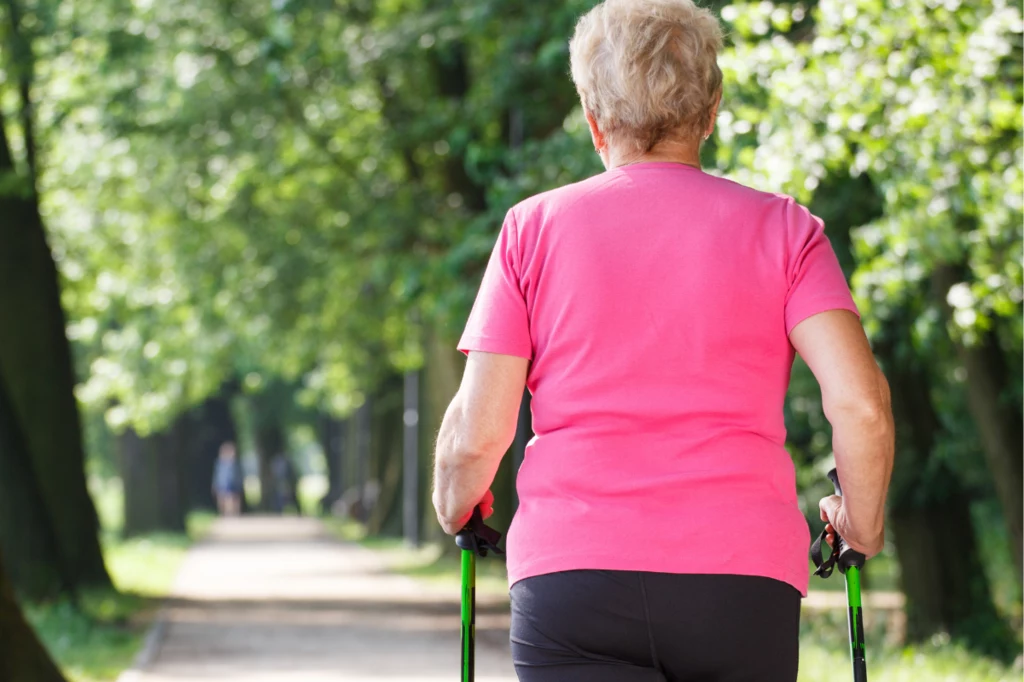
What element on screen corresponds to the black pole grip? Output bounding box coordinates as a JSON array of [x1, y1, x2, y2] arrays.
[[826, 468, 867, 571], [455, 507, 483, 551], [455, 506, 505, 557]]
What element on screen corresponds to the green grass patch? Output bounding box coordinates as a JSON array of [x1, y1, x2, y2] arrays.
[[799, 635, 1019, 681], [25, 590, 155, 682], [103, 512, 212, 597], [30, 479, 212, 682]]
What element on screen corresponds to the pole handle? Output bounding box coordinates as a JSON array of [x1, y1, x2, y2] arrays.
[[826, 468, 867, 571], [455, 506, 505, 557], [455, 507, 483, 551]]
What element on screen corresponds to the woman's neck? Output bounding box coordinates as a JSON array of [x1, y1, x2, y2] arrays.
[[604, 138, 703, 170]]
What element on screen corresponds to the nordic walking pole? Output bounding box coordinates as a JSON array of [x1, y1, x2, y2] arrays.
[[455, 506, 504, 682], [811, 468, 868, 682]]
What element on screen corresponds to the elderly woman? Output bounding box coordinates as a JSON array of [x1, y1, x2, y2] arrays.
[[432, 0, 894, 679]]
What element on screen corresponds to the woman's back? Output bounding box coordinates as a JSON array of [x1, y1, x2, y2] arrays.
[[437, 3, 893, 678], [460, 161, 858, 592]]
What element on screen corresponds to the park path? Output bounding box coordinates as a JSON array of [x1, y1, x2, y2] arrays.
[[126, 516, 517, 682]]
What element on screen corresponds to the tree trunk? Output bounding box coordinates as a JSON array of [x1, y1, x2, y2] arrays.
[[368, 375, 404, 536], [0, 551, 66, 682], [883, 321, 1008, 651], [890, 470, 1005, 649], [402, 371, 421, 546], [934, 264, 1024, 580], [120, 429, 161, 537], [253, 417, 285, 512], [350, 400, 373, 522], [954, 337, 1022, 574], [120, 422, 186, 536], [154, 424, 186, 533], [0, 377, 65, 599], [319, 416, 348, 515], [181, 392, 238, 513], [0, 108, 110, 589]]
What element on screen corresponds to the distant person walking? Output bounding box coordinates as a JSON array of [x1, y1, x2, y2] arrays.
[[432, 1, 895, 680], [212, 442, 243, 516]]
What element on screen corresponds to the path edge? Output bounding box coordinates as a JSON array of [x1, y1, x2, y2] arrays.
[[115, 606, 168, 682]]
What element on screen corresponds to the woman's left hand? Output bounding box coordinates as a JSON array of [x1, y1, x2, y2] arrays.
[[440, 489, 495, 535]]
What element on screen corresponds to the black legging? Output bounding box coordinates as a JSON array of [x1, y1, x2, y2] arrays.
[[510, 570, 801, 681]]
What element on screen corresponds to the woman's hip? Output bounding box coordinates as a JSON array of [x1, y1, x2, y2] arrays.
[[510, 570, 800, 682]]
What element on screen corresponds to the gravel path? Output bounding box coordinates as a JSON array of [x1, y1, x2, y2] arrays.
[[126, 516, 516, 681]]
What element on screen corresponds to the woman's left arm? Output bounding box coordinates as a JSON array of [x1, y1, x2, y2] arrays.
[[432, 351, 529, 535]]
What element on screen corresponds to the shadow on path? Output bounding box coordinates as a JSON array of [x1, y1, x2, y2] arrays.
[[129, 516, 516, 682]]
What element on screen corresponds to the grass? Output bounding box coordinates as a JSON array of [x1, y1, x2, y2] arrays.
[[24, 478, 212, 682], [799, 636, 1020, 682], [25, 590, 155, 682]]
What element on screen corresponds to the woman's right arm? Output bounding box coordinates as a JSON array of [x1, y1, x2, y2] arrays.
[[789, 309, 895, 557]]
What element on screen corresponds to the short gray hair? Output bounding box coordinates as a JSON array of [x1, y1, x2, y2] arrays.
[[570, 0, 724, 152]]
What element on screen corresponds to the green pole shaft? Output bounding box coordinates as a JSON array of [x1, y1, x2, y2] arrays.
[[461, 548, 476, 682], [845, 566, 867, 682]]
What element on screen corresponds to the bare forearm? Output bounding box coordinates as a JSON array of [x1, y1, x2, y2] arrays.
[[432, 395, 504, 534], [827, 371, 895, 551]]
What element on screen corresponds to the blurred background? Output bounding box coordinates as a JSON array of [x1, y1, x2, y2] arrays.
[[0, 0, 1021, 680]]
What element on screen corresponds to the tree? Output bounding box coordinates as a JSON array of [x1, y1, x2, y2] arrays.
[[0, 376, 65, 599], [0, 550, 67, 682], [715, 0, 1022, 646], [0, 0, 110, 591]]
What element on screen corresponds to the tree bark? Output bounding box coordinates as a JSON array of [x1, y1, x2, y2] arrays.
[[181, 392, 238, 513], [0, 550, 66, 682], [0, 101, 109, 590], [933, 264, 1023, 579], [154, 424, 186, 532], [883, 321, 1008, 651], [350, 400, 373, 522], [120, 429, 160, 537], [890, 471, 1004, 648], [318, 416, 339, 513], [319, 416, 348, 514], [0, 376, 65, 599], [253, 416, 285, 512], [368, 375, 404, 536], [120, 424, 186, 537]]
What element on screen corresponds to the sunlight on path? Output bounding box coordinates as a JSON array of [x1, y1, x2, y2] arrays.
[[129, 516, 516, 681]]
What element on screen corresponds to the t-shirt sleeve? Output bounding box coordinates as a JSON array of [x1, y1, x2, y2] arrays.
[[784, 199, 860, 335], [457, 209, 533, 359]]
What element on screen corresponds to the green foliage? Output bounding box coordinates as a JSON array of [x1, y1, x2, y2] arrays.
[[24, 590, 152, 682], [6, 0, 1021, 658], [716, 0, 1023, 341]]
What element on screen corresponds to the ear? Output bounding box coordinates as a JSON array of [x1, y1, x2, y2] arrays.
[[585, 110, 606, 151], [705, 91, 722, 139]]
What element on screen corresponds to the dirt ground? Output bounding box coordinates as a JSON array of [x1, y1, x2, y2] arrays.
[[124, 516, 517, 682]]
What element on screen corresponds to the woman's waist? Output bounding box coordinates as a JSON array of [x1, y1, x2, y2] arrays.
[[518, 437, 798, 502], [506, 496, 811, 592]]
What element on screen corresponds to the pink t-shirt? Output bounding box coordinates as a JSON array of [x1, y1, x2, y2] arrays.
[[458, 162, 858, 596]]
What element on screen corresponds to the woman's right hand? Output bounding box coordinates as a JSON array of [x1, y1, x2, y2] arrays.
[[819, 495, 884, 559]]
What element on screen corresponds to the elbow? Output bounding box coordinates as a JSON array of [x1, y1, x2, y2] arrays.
[[825, 370, 894, 434], [437, 432, 506, 472]]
